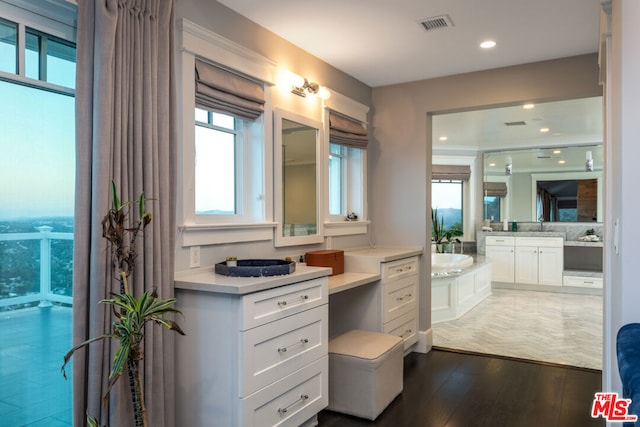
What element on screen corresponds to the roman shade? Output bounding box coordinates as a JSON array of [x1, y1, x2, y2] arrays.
[[329, 111, 368, 149], [195, 58, 265, 120], [432, 165, 471, 181], [484, 182, 508, 197]]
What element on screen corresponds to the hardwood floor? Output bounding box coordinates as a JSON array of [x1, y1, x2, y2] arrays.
[[318, 348, 604, 427]]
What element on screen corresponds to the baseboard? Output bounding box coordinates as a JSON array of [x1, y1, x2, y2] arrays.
[[415, 328, 432, 354]]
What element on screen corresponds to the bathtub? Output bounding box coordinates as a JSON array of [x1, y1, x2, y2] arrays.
[[431, 253, 474, 276], [431, 256, 492, 324]]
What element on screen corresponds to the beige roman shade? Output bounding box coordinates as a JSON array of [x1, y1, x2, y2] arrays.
[[432, 165, 471, 181], [329, 111, 368, 149], [195, 58, 265, 120], [484, 182, 508, 197]]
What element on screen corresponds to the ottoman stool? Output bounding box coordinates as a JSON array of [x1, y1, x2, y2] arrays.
[[327, 330, 403, 420]]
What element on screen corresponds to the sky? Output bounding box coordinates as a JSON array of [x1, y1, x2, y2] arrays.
[[0, 80, 75, 219]]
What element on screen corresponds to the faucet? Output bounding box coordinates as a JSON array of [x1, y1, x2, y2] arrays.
[[538, 215, 544, 231], [455, 238, 463, 254]]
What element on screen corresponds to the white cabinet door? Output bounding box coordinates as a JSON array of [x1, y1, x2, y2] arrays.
[[515, 246, 538, 284], [486, 245, 514, 283], [538, 246, 563, 286]]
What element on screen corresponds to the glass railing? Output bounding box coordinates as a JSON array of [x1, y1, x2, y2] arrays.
[[0, 226, 73, 309]]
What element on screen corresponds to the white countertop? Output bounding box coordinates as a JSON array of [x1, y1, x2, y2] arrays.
[[328, 271, 380, 295], [344, 246, 423, 262], [174, 265, 331, 295]]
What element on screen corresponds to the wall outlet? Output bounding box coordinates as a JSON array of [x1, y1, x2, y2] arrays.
[[190, 246, 201, 268]]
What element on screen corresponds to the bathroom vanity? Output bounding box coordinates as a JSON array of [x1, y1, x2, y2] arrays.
[[173, 265, 331, 427], [327, 247, 423, 351], [480, 230, 603, 292]]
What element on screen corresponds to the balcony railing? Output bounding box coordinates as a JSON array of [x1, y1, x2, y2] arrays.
[[0, 226, 73, 308]]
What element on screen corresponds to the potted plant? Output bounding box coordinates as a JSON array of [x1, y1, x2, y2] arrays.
[[62, 181, 185, 427], [431, 207, 463, 253]]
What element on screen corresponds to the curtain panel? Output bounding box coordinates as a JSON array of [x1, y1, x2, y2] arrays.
[[329, 111, 368, 149], [432, 165, 471, 181], [195, 58, 265, 120], [74, 1, 177, 426]]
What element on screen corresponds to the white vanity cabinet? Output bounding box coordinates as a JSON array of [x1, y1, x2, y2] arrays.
[[514, 237, 564, 286], [380, 256, 419, 350], [342, 248, 422, 351], [485, 236, 515, 283], [174, 267, 330, 427]]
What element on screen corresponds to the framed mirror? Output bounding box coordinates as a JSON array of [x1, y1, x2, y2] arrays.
[[274, 109, 324, 247], [483, 145, 603, 223]]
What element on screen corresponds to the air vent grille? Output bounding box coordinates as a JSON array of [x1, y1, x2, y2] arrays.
[[419, 15, 454, 32], [504, 121, 527, 126]]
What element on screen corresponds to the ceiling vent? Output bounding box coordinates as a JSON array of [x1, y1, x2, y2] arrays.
[[504, 121, 527, 126], [418, 15, 454, 32]]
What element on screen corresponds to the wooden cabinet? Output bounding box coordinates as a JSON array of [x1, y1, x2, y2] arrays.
[[174, 273, 329, 427], [515, 237, 564, 286], [485, 236, 515, 283]]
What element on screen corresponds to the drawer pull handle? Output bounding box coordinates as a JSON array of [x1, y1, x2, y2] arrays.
[[584, 281, 594, 284], [277, 295, 309, 307], [396, 293, 413, 302], [396, 268, 403, 272], [277, 338, 309, 353], [401, 329, 413, 338], [278, 394, 309, 414]]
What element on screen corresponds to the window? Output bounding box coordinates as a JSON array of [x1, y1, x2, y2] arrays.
[[0, 5, 76, 426], [328, 143, 365, 220], [195, 108, 239, 215], [484, 196, 501, 221], [432, 180, 463, 231], [25, 28, 76, 87]]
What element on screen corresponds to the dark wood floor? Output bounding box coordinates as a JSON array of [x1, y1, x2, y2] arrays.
[[318, 348, 604, 427]]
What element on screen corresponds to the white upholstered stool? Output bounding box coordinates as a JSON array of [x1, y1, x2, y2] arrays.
[[327, 330, 403, 420]]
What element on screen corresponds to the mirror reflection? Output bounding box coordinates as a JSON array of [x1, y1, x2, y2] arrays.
[[483, 145, 603, 223], [282, 118, 318, 237]]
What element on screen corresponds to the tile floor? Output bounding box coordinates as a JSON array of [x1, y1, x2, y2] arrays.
[[0, 306, 72, 426], [432, 288, 603, 370]]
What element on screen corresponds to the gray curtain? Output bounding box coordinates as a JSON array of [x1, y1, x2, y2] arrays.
[[73, 1, 177, 426]]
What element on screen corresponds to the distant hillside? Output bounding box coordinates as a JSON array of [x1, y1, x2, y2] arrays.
[[432, 208, 462, 230]]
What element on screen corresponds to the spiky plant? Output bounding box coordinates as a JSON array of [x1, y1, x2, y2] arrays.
[[62, 181, 185, 427]]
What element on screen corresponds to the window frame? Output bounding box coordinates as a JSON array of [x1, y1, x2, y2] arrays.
[[431, 155, 477, 240], [0, 3, 75, 96], [322, 100, 370, 237], [177, 19, 277, 247]]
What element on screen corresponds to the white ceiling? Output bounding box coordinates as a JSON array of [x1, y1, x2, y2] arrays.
[[218, 0, 604, 151], [218, 0, 602, 87], [432, 97, 603, 151]]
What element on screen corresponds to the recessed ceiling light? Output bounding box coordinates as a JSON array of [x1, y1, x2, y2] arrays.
[[480, 40, 496, 49], [489, 163, 496, 167], [540, 127, 550, 133], [439, 136, 448, 141], [523, 103, 535, 109], [558, 160, 566, 164], [553, 149, 561, 154]]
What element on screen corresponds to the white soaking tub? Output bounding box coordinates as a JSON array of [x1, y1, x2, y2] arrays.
[[431, 253, 474, 276]]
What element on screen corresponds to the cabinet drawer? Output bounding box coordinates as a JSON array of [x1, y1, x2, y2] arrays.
[[382, 256, 419, 281], [241, 277, 328, 330], [241, 305, 327, 396], [383, 275, 417, 323], [515, 237, 563, 248], [485, 236, 515, 246], [240, 356, 328, 427], [563, 275, 603, 288], [384, 311, 417, 350]]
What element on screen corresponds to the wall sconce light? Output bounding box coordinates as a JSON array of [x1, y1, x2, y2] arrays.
[[586, 150, 594, 171], [505, 157, 513, 176], [288, 72, 330, 99]]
